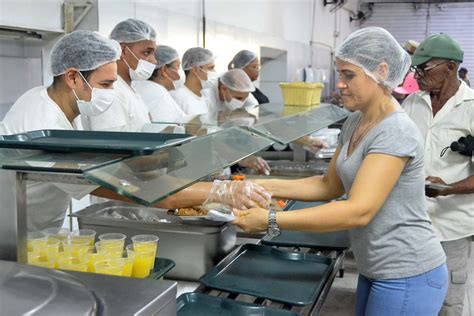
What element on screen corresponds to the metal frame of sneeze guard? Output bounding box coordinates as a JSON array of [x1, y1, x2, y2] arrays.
[[83, 127, 274, 206], [248, 104, 350, 144]]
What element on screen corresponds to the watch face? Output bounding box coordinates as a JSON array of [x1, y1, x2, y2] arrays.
[[268, 227, 281, 237]]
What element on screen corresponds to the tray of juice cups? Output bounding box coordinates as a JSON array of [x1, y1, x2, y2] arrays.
[[26, 231, 173, 279]]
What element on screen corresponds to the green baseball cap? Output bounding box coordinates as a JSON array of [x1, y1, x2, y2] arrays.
[[411, 33, 463, 66]]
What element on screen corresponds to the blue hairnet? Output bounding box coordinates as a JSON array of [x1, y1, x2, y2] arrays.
[[155, 45, 180, 68], [228, 50, 257, 70], [182, 47, 214, 71], [219, 69, 255, 92], [50, 30, 121, 76], [110, 19, 156, 43], [336, 27, 410, 89]]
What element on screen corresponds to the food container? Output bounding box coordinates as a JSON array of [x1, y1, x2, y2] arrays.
[[70, 201, 236, 280]]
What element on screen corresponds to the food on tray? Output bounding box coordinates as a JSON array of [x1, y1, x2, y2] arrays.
[[176, 207, 208, 216]]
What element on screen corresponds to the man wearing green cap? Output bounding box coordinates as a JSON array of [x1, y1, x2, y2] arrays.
[[403, 33, 474, 316]]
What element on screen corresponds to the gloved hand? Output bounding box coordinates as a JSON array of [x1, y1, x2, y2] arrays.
[[238, 156, 271, 175], [296, 136, 329, 154], [204, 180, 272, 210]]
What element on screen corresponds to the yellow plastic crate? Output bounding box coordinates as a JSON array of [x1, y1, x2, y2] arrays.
[[279, 82, 325, 107]]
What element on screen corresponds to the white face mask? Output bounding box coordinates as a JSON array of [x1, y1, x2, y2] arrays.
[[224, 92, 246, 111], [198, 67, 217, 90], [172, 79, 184, 90], [165, 67, 184, 90], [73, 72, 116, 117], [124, 46, 156, 81]]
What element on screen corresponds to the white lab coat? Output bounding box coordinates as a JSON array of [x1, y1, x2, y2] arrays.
[[1, 86, 97, 231], [82, 76, 151, 132], [171, 86, 209, 116], [132, 80, 188, 123]]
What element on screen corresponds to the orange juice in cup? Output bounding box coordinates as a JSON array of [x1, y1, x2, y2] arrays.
[[64, 238, 90, 257], [126, 245, 154, 278], [94, 259, 124, 276], [57, 257, 87, 272], [131, 235, 158, 269], [27, 232, 47, 253]]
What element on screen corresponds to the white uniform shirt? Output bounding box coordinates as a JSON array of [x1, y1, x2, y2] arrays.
[[171, 86, 209, 116], [82, 76, 151, 132], [403, 81, 474, 241], [132, 80, 187, 123], [203, 84, 223, 113], [1, 86, 97, 231]]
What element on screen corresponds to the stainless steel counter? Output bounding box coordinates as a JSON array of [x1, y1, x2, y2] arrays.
[[0, 260, 177, 315]]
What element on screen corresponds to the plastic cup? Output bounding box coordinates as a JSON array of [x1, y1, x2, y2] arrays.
[[83, 247, 106, 273], [27, 252, 40, 264], [70, 229, 96, 246], [111, 251, 134, 277], [57, 257, 87, 272], [27, 231, 47, 252], [42, 227, 70, 242], [122, 255, 134, 277], [131, 234, 158, 268], [95, 241, 123, 256], [98, 233, 126, 249], [126, 244, 154, 278], [33, 238, 61, 262], [64, 238, 90, 257], [27, 253, 56, 269], [94, 259, 124, 276]]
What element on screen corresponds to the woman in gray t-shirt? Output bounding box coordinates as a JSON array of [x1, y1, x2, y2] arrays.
[[232, 27, 447, 316]]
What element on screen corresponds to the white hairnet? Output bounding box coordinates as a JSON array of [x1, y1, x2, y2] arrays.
[[182, 47, 214, 71], [155, 45, 180, 69], [335, 27, 410, 89], [228, 50, 257, 70], [50, 30, 121, 76], [219, 69, 255, 92], [110, 19, 156, 43]]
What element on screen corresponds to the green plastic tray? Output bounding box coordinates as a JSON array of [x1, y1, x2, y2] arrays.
[[177, 293, 298, 316], [0, 130, 195, 155], [148, 257, 175, 280], [200, 244, 334, 306]]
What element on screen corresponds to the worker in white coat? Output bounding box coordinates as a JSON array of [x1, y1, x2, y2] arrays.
[[82, 19, 157, 132], [0, 31, 121, 230], [172, 47, 217, 116], [133, 45, 188, 124], [0, 31, 270, 230]]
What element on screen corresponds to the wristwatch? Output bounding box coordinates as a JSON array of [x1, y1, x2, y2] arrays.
[[267, 210, 281, 237]]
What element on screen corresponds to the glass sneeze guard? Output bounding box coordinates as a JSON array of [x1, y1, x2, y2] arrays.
[[84, 127, 274, 206], [249, 104, 350, 144]]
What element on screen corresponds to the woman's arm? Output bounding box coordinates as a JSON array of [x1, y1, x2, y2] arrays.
[[253, 146, 345, 202], [233, 153, 409, 233], [91, 182, 213, 208]]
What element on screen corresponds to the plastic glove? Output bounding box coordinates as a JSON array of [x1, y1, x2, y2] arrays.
[[204, 180, 272, 210], [238, 156, 271, 175], [296, 136, 329, 154]]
